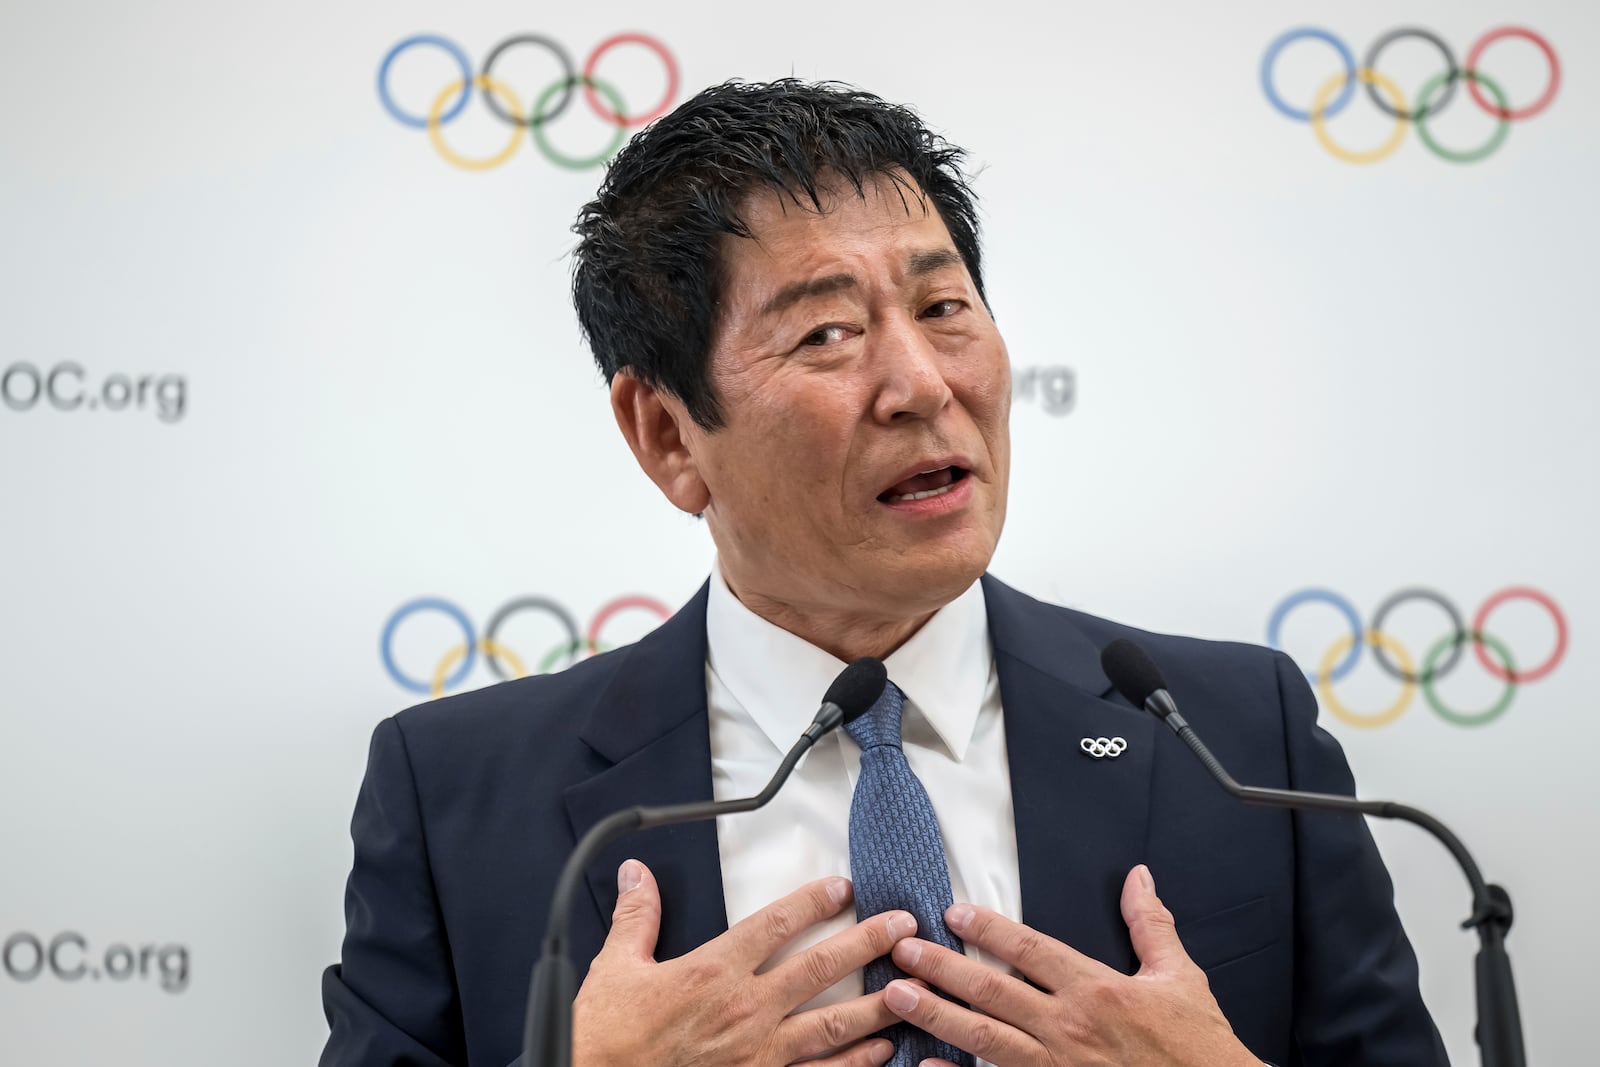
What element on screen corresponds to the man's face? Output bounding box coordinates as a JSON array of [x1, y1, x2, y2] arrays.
[[676, 172, 1011, 635]]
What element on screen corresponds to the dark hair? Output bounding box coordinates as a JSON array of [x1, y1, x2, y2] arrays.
[[571, 78, 986, 429]]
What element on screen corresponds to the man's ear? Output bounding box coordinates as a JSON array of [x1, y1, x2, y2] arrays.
[[610, 372, 712, 515]]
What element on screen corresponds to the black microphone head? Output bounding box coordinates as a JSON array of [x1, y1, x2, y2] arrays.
[[1101, 639, 1168, 710], [826, 657, 888, 724]]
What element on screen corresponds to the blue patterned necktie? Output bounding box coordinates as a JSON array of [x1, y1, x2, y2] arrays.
[[844, 682, 975, 1067]]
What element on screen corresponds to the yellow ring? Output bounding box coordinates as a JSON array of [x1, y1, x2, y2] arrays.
[[1310, 68, 1410, 165], [430, 638, 528, 698], [427, 75, 524, 172], [1317, 629, 1415, 728]]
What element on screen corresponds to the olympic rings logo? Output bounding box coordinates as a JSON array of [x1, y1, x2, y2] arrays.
[[380, 594, 674, 697], [376, 32, 679, 171], [1266, 587, 1568, 729], [1261, 26, 1560, 164], [1080, 737, 1127, 760]]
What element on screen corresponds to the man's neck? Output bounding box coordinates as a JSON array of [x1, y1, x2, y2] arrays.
[[721, 576, 940, 663]]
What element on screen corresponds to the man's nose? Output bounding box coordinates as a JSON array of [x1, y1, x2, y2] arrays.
[[869, 317, 953, 423]]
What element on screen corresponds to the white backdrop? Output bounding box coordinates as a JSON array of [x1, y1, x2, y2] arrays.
[[2, 1, 1594, 1062]]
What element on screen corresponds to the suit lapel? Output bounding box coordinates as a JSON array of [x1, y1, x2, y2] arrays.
[[982, 575, 1156, 976], [562, 582, 729, 962]]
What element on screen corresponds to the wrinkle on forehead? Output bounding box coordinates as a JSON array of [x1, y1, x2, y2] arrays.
[[757, 246, 964, 319], [729, 171, 947, 289]]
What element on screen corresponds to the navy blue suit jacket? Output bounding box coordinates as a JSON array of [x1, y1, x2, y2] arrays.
[[321, 575, 1448, 1066]]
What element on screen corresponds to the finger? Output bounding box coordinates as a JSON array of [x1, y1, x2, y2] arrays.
[[890, 937, 1050, 1024], [882, 978, 1034, 1065], [944, 903, 1101, 992], [777, 992, 900, 1062], [768, 909, 918, 1005], [724, 876, 855, 969], [598, 859, 660, 965], [789, 1036, 894, 1067], [1120, 864, 1191, 976]]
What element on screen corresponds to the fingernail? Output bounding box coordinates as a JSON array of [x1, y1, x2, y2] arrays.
[[896, 938, 923, 966], [945, 903, 974, 932], [884, 980, 920, 1012], [827, 877, 852, 907], [887, 912, 918, 940], [870, 1038, 895, 1065], [617, 859, 642, 894], [1139, 864, 1155, 893]]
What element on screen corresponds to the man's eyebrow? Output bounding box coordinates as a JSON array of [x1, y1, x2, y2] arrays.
[[761, 273, 857, 317], [759, 250, 964, 318], [907, 248, 964, 276]]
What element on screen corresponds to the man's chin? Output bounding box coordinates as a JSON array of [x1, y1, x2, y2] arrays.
[[873, 543, 994, 607]]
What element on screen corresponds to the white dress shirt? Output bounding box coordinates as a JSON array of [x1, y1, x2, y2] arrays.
[[705, 566, 1022, 1041]]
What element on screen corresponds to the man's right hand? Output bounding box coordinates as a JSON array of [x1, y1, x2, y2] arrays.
[[572, 859, 916, 1067]]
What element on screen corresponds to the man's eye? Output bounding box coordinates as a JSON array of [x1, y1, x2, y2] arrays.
[[921, 299, 964, 319], [801, 325, 848, 346]]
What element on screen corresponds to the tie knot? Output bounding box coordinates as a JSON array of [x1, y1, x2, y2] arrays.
[[844, 681, 906, 751]]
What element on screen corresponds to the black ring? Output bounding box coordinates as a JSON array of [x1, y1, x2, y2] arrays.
[[479, 34, 577, 128], [484, 596, 581, 679], [1369, 587, 1467, 684], [1363, 27, 1459, 121]]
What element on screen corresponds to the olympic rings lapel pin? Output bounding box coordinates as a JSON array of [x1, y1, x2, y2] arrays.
[[1080, 736, 1129, 759]]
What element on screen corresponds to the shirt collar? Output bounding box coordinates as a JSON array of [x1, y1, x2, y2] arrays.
[[705, 565, 992, 761]]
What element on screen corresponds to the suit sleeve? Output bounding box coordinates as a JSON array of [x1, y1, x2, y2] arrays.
[[321, 717, 516, 1066], [1275, 651, 1451, 1067]]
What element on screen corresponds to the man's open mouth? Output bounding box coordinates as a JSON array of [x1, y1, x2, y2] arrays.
[[878, 466, 969, 504]]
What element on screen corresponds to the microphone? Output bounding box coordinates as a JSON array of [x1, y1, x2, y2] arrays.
[[522, 656, 889, 1067], [1099, 638, 1525, 1067]]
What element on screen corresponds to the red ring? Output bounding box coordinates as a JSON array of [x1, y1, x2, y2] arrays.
[[1464, 27, 1561, 120], [1471, 587, 1567, 683], [582, 33, 679, 128], [586, 594, 674, 651]]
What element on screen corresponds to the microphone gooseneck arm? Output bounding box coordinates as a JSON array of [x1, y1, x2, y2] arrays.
[[1103, 638, 1524, 1067], [540, 717, 839, 960], [524, 738, 820, 1067], [1148, 699, 1521, 1067], [523, 657, 888, 1067], [1148, 692, 1492, 896]]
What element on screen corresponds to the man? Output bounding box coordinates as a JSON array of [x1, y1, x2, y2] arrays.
[[322, 80, 1448, 1067]]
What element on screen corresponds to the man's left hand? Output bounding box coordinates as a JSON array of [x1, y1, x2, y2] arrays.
[[882, 864, 1260, 1067]]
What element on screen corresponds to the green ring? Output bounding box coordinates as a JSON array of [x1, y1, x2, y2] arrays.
[[536, 638, 615, 674], [1420, 631, 1517, 727], [531, 76, 628, 171], [1414, 70, 1511, 164]]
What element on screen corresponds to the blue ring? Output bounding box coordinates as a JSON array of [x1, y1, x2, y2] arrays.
[[1261, 27, 1357, 123], [378, 34, 473, 130], [1267, 589, 1363, 685], [381, 597, 477, 694]]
